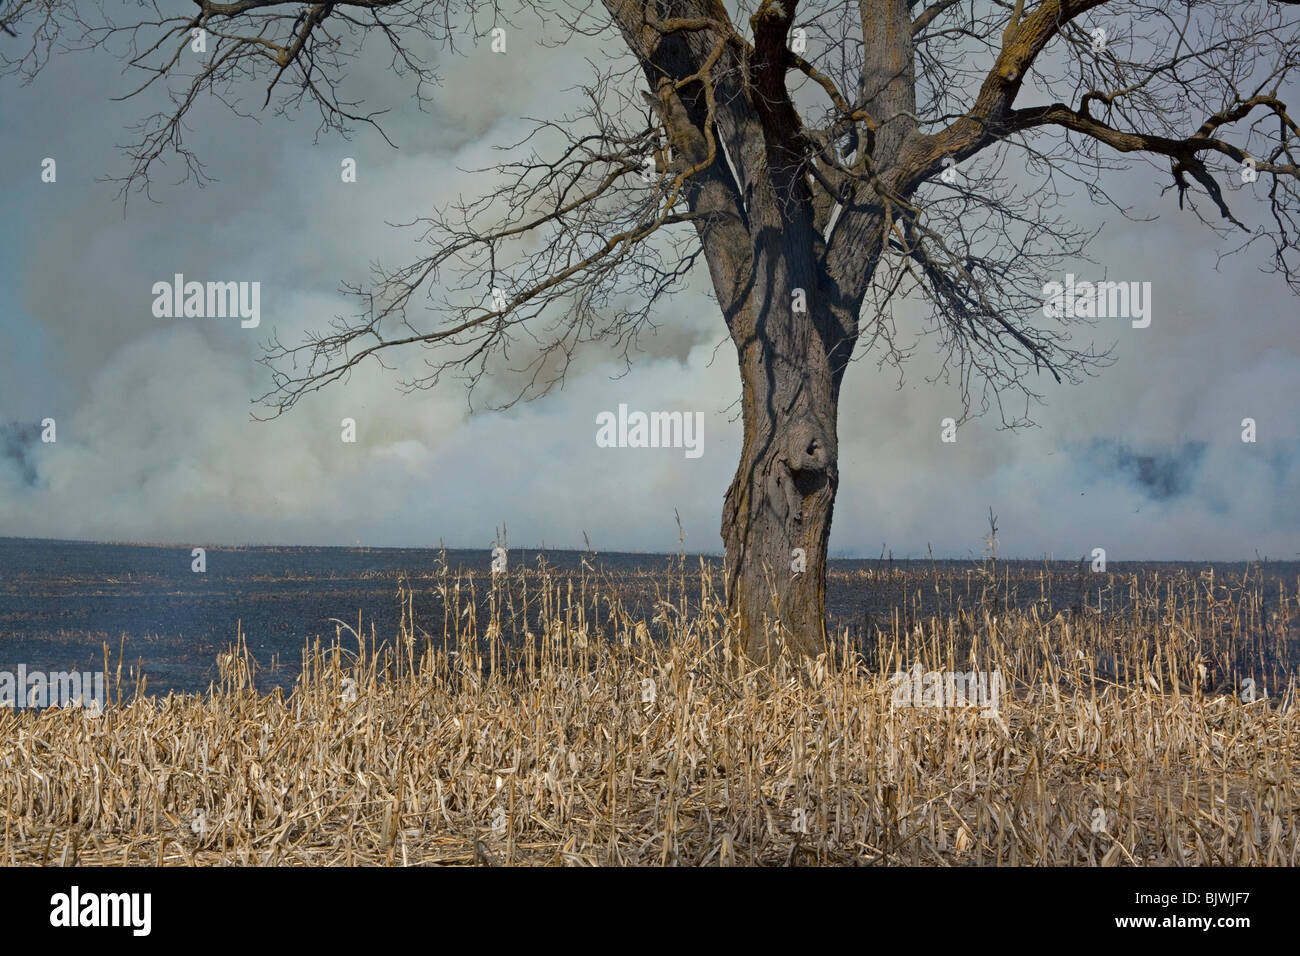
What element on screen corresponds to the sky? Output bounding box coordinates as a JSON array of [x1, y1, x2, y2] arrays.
[[0, 7, 1296, 561]]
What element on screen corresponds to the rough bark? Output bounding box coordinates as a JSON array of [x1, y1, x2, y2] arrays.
[[609, 0, 871, 660], [723, 290, 842, 662]]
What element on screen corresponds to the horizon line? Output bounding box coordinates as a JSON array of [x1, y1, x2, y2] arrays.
[[0, 535, 1288, 564]]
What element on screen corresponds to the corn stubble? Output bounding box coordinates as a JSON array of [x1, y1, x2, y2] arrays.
[[2, 559, 1297, 866]]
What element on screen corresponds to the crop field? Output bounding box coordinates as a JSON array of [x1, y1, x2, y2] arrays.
[[2, 555, 1297, 866]]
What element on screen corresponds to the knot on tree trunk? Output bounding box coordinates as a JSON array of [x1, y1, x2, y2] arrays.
[[769, 418, 838, 526]]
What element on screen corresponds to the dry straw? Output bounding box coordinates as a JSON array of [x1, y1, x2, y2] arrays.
[[2, 557, 1296, 865]]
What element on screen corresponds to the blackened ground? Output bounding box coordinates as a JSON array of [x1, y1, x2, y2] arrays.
[[0, 537, 1295, 696]]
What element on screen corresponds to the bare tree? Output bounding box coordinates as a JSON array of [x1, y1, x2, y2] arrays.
[[5, 0, 1299, 661]]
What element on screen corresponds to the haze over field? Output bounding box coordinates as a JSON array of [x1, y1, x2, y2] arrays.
[[0, 17, 1296, 559]]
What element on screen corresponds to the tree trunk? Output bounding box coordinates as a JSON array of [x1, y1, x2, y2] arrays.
[[649, 0, 865, 664], [723, 283, 843, 663]]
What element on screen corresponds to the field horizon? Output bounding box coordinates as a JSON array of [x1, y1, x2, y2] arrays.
[[4, 535, 1298, 698], [3, 534, 1290, 564]]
